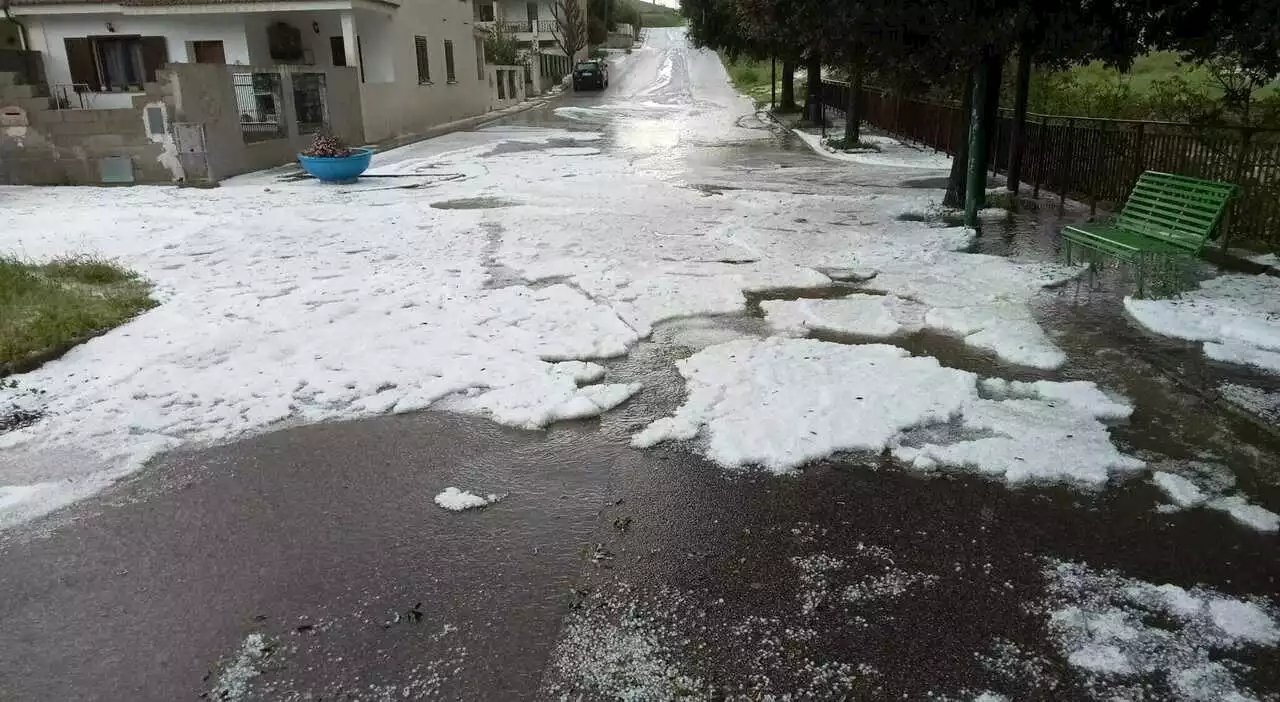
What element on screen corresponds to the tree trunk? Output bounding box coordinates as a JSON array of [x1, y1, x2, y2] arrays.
[[844, 50, 864, 145], [780, 60, 797, 111], [944, 70, 975, 208], [806, 52, 822, 124], [966, 58, 991, 226], [1006, 47, 1032, 192], [979, 50, 1003, 201]]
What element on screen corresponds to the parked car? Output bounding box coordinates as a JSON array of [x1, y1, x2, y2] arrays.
[[573, 60, 609, 90]]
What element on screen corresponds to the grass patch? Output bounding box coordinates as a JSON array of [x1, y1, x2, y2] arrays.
[[983, 190, 1017, 211], [0, 256, 156, 375], [824, 136, 881, 152], [717, 52, 799, 110]]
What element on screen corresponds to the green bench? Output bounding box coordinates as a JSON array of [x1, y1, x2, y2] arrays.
[[1062, 171, 1237, 297]]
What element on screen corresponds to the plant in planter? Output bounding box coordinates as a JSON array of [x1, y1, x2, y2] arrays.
[[301, 133, 352, 158], [297, 133, 373, 183]]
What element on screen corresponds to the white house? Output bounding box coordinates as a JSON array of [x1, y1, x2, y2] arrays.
[[474, 0, 586, 58], [9, 0, 495, 141]]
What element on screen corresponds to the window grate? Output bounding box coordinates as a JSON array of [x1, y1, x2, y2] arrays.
[[414, 35, 431, 84]]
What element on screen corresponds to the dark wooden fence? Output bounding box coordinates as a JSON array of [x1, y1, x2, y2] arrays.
[[820, 80, 1280, 249]]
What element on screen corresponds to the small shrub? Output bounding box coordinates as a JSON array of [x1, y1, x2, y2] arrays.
[[484, 30, 521, 66], [733, 65, 761, 86], [302, 134, 351, 158]]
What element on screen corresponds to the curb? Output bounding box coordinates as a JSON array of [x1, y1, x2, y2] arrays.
[[369, 91, 567, 154], [239, 88, 571, 183]]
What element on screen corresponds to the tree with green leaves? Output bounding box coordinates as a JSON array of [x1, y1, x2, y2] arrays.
[[683, 0, 800, 111]]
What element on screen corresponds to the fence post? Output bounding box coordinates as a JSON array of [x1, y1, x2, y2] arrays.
[[1133, 122, 1146, 182], [1033, 118, 1047, 197], [1089, 121, 1101, 217]]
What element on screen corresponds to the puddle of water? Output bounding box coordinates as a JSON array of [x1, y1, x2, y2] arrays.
[[742, 285, 859, 315], [430, 197, 519, 210]]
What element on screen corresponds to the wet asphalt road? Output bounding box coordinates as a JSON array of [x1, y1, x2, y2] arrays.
[[3, 29, 1280, 702]]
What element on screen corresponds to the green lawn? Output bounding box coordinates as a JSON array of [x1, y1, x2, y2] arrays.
[[0, 256, 156, 376], [717, 53, 801, 109]]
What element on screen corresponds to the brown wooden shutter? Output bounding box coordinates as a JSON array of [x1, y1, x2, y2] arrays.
[[139, 36, 169, 82], [64, 37, 100, 91]]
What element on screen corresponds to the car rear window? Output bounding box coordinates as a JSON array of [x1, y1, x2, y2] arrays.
[[576, 62, 598, 70]]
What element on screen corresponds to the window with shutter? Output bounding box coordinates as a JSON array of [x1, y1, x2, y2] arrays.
[[139, 36, 169, 82], [414, 35, 430, 84], [330, 37, 346, 67], [64, 37, 101, 91], [92, 36, 145, 90], [67, 35, 168, 92], [444, 40, 456, 83]]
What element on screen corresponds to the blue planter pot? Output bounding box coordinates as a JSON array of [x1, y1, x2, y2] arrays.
[[297, 147, 374, 184]]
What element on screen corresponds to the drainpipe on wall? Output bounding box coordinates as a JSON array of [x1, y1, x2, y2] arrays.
[[2, 0, 31, 51]]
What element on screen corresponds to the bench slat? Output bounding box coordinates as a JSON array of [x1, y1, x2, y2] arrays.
[[1125, 190, 1226, 217], [1111, 171, 1234, 251]]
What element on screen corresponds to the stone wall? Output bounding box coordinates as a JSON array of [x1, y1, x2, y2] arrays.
[[0, 71, 181, 185], [0, 61, 363, 185]]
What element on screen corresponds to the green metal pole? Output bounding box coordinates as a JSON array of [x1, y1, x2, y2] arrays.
[[964, 59, 989, 228], [771, 56, 777, 111]]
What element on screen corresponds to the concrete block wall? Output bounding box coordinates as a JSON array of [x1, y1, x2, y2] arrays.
[[164, 63, 364, 181], [488, 65, 527, 110], [0, 70, 181, 185]]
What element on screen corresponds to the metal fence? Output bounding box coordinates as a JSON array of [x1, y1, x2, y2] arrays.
[[539, 53, 572, 92], [820, 80, 1280, 249], [234, 72, 286, 143], [501, 21, 531, 33], [50, 83, 95, 110]]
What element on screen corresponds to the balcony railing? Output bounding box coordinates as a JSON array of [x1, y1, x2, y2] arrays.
[[536, 20, 557, 33], [499, 20, 531, 33]]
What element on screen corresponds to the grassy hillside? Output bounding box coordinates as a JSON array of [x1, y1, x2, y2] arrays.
[[1028, 51, 1280, 121], [632, 0, 684, 27], [1067, 52, 1215, 94]]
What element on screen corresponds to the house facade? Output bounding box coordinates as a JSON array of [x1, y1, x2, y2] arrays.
[[474, 0, 587, 58], [473, 0, 586, 93], [10, 0, 494, 142]]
